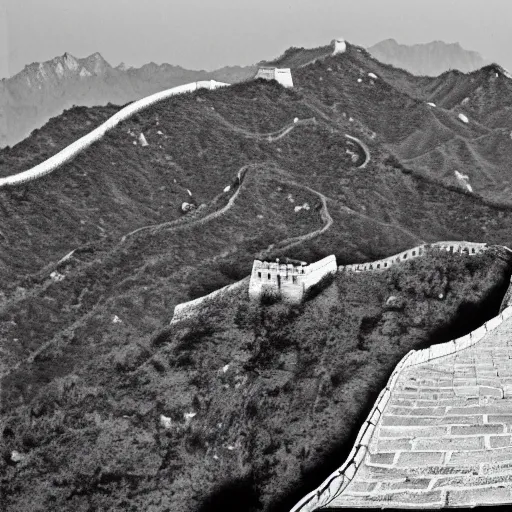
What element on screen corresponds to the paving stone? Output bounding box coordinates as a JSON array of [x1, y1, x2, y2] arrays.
[[376, 438, 413, 452], [488, 415, 512, 425], [449, 447, 512, 465], [381, 415, 438, 427], [379, 426, 448, 438], [438, 415, 484, 425], [379, 478, 432, 491], [490, 435, 512, 448], [396, 451, 444, 467], [450, 424, 504, 435], [367, 452, 395, 465], [446, 486, 512, 506], [413, 435, 485, 451], [319, 318, 512, 509]]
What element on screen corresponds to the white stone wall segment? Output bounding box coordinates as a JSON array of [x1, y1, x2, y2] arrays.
[[0, 80, 229, 188]]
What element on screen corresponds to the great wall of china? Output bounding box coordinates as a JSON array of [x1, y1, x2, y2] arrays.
[[0, 80, 229, 187], [167, 241, 512, 509], [0, 39, 350, 189], [290, 304, 512, 511], [170, 241, 491, 324]]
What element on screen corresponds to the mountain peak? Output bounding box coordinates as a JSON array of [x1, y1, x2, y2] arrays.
[[368, 38, 488, 76], [78, 52, 112, 75]]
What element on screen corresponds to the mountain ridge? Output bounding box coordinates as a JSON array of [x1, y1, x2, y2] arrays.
[[2, 38, 512, 512], [368, 38, 490, 77], [0, 51, 257, 148]]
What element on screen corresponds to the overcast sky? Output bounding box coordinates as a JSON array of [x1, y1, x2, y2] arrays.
[[2, 0, 512, 79]]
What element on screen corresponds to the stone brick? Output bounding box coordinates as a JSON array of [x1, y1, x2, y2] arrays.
[[379, 426, 448, 438], [344, 481, 378, 493], [379, 478, 432, 491], [451, 424, 504, 436], [381, 415, 437, 427], [449, 405, 512, 415], [413, 436, 485, 451], [396, 451, 444, 467], [376, 438, 413, 452], [490, 435, 512, 448], [449, 447, 512, 465], [488, 415, 512, 425], [389, 406, 446, 416], [438, 415, 484, 425], [367, 452, 395, 465], [479, 386, 505, 398], [446, 486, 512, 506]]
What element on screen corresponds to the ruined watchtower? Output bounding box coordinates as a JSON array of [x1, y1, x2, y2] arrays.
[[254, 67, 294, 88], [249, 255, 337, 303]]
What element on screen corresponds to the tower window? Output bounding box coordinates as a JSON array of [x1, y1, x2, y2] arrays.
[[258, 272, 261, 278], [268, 273, 271, 280]]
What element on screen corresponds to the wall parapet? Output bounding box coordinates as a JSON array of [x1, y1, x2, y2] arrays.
[[254, 67, 294, 88], [0, 80, 229, 188], [340, 241, 487, 273], [289, 303, 512, 512], [249, 255, 337, 303], [170, 277, 248, 325]]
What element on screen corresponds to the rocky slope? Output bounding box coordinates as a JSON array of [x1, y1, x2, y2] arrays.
[[0, 52, 256, 148], [368, 39, 489, 76], [1, 40, 512, 511]]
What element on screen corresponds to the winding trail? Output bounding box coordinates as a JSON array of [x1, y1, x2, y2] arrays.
[[120, 164, 255, 243], [258, 173, 333, 257], [345, 134, 371, 168], [209, 111, 317, 141]]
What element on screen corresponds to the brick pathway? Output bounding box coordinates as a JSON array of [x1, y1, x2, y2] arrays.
[[328, 317, 512, 508]]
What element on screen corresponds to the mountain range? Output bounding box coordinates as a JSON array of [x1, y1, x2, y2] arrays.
[[368, 38, 489, 76], [2, 39, 512, 511], [0, 52, 256, 148], [1, 40, 496, 150]]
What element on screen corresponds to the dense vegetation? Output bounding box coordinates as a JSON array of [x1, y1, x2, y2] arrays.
[[1, 41, 512, 511], [1, 248, 510, 511]]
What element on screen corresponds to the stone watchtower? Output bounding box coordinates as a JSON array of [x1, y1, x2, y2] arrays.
[[254, 67, 294, 88], [332, 37, 347, 55], [249, 255, 337, 303]]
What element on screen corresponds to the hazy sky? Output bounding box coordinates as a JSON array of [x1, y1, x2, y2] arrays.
[[2, 0, 512, 79]]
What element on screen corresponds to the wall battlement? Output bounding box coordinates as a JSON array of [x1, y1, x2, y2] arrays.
[[341, 241, 487, 273], [248, 255, 337, 303], [254, 67, 294, 88]]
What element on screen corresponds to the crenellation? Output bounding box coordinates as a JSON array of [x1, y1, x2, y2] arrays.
[[254, 67, 294, 88], [249, 255, 336, 303]]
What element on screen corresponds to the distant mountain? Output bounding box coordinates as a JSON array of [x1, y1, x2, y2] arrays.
[[368, 39, 489, 76], [0, 52, 256, 148]]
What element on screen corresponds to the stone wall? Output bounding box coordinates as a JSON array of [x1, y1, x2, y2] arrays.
[[290, 305, 512, 512], [170, 278, 249, 325], [0, 80, 229, 188], [254, 67, 294, 88], [248, 255, 336, 303], [341, 241, 487, 273]]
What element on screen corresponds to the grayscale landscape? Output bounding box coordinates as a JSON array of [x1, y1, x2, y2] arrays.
[[1, 1, 512, 511]]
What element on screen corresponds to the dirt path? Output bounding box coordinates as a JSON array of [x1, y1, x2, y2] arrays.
[[209, 111, 317, 141]]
